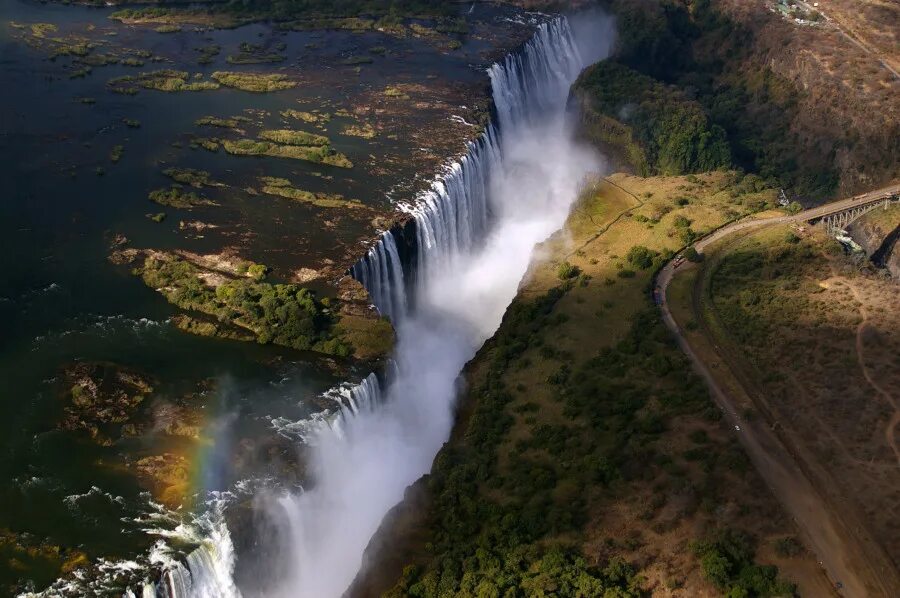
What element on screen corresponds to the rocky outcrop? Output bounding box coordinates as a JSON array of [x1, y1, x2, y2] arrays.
[[848, 205, 900, 278]]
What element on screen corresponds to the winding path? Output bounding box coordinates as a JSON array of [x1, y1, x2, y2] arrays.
[[654, 184, 900, 597]]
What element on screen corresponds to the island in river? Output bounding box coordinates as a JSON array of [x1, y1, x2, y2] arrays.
[[0, 0, 538, 592]]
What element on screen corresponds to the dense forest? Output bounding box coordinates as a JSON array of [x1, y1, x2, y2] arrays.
[[579, 0, 842, 198], [575, 61, 731, 177]]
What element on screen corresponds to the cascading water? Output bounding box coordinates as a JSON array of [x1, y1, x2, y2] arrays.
[[351, 17, 589, 316], [152, 12, 615, 598], [350, 234, 408, 321]]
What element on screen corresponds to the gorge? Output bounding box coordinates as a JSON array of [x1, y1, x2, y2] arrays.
[[153, 13, 614, 598]]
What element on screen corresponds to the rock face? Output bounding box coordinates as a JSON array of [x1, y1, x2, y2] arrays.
[[848, 205, 900, 278]]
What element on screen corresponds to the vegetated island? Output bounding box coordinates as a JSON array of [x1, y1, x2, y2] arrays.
[[109, 248, 393, 362], [222, 130, 353, 168], [258, 176, 365, 209]]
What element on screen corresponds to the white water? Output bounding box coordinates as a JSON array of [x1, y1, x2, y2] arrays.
[[156, 12, 615, 598]]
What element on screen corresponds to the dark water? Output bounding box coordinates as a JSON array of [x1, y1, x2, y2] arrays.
[[0, 0, 528, 592]]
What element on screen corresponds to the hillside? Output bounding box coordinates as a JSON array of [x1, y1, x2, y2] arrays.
[[682, 222, 900, 565], [578, 0, 899, 200], [351, 174, 832, 597]]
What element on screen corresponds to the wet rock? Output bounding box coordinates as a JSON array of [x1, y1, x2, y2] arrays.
[[59, 362, 154, 445], [0, 529, 88, 595], [292, 267, 321, 283], [134, 453, 190, 508]]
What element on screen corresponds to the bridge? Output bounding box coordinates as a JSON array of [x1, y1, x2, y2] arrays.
[[806, 187, 899, 234]]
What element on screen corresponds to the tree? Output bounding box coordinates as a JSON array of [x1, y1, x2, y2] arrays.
[[626, 245, 659, 269], [785, 201, 803, 215]]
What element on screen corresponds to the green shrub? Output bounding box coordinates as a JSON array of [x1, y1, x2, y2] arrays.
[[557, 261, 581, 280], [684, 247, 702, 262], [692, 528, 796, 596], [627, 245, 660, 269], [785, 201, 803, 215]]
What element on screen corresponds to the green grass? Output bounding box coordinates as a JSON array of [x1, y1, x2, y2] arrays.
[[210, 71, 296, 92], [222, 139, 353, 168], [259, 177, 363, 208]]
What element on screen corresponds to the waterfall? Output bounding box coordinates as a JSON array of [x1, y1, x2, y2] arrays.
[[350, 18, 585, 318], [123, 13, 614, 598], [489, 18, 585, 131], [349, 233, 407, 321], [254, 15, 609, 598], [322, 372, 385, 439]]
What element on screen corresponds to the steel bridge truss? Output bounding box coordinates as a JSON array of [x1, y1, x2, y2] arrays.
[[814, 196, 898, 235]]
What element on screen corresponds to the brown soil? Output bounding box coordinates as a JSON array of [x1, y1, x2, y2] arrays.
[[667, 222, 900, 595]]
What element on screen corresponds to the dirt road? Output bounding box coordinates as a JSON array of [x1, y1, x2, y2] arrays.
[[655, 185, 900, 597]]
